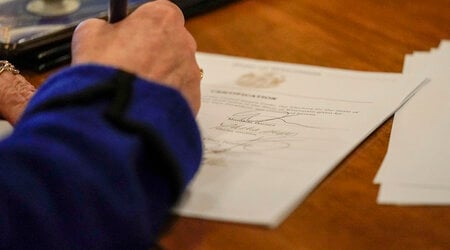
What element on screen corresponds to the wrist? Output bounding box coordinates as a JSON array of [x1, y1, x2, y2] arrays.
[[0, 61, 36, 125]]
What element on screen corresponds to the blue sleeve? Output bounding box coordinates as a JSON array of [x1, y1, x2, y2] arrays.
[[0, 65, 202, 249]]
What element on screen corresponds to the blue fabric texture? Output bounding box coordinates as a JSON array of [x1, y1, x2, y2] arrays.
[[0, 65, 202, 249]]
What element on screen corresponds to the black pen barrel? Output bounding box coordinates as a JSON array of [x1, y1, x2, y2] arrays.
[[109, 0, 128, 23]]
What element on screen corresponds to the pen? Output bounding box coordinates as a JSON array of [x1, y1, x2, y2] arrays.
[[108, 0, 128, 23]]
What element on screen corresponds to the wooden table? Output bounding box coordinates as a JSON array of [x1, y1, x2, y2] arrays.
[[160, 1, 450, 249], [24, 0, 450, 249]]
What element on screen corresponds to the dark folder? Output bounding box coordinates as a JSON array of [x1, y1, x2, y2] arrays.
[[0, 0, 237, 71]]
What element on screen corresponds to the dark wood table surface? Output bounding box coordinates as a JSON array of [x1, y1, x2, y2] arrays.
[[23, 0, 450, 249]]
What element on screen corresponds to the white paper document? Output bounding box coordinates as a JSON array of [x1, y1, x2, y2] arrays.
[[375, 40, 450, 205], [174, 52, 425, 227]]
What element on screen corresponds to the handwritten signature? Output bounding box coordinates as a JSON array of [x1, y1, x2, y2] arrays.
[[204, 135, 306, 154], [227, 110, 324, 129]]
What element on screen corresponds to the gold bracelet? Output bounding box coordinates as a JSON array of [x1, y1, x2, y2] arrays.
[[0, 60, 20, 75]]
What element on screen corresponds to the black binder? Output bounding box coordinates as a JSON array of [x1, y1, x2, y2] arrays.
[[0, 0, 237, 71]]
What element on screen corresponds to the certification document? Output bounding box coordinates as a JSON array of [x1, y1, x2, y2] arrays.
[[174, 53, 425, 227]]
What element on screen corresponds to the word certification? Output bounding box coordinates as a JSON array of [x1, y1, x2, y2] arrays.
[[174, 53, 425, 227]]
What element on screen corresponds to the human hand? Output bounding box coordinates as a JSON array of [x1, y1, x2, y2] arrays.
[[71, 0, 201, 114], [0, 70, 36, 125]]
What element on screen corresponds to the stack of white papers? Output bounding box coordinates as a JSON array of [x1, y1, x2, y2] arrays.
[[374, 40, 450, 205], [174, 52, 426, 227]]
